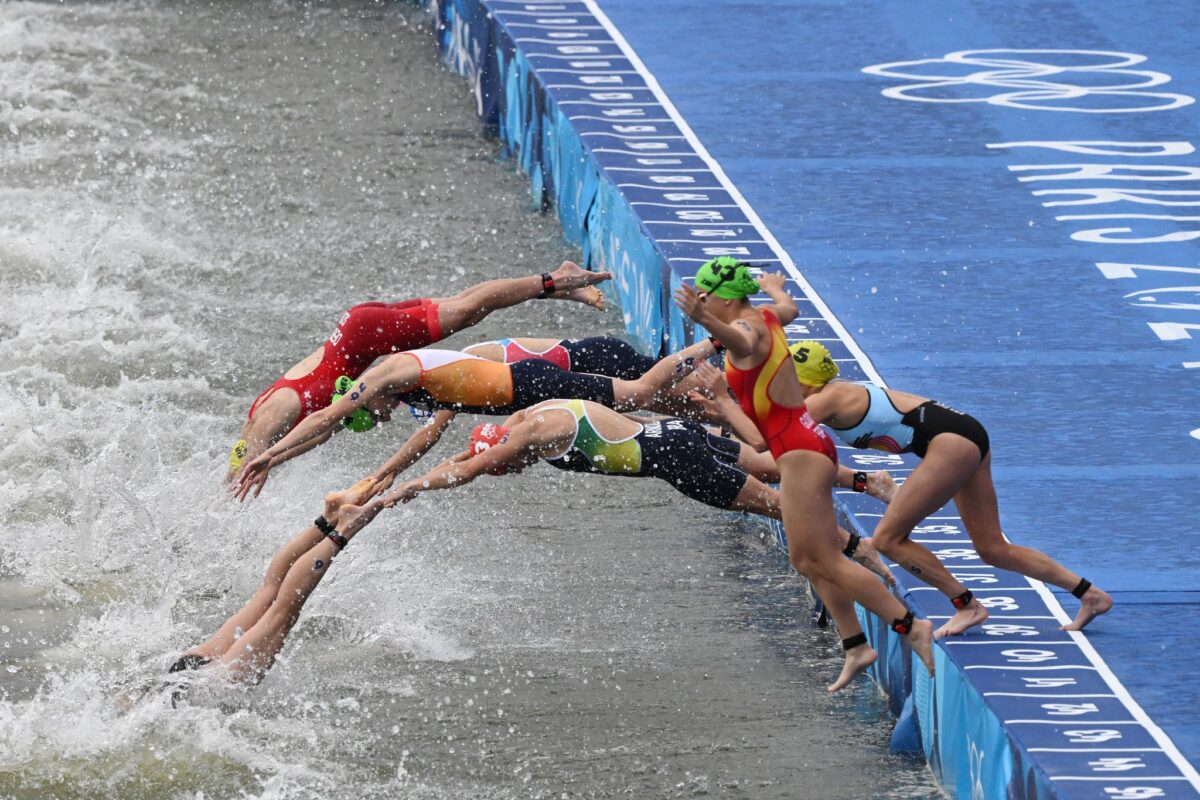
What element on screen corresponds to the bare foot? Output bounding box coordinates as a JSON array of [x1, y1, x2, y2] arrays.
[[1060, 586, 1113, 631], [551, 284, 607, 310], [335, 500, 386, 539], [828, 644, 878, 692], [908, 619, 935, 676], [934, 600, 989, 639], [323, 479, 378, 524], [549, 260, 612, 291], [852, 537, 896, 586], [866, 470, 897, 504]]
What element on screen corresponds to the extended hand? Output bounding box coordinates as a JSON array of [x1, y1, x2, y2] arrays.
[[234, 456, 272, 502], [673, 284, 707, 324], [381, 482, 420, 508], [692, 361, 728, 398], [757, 272, 786, 294], [367, 472, 396, 499]]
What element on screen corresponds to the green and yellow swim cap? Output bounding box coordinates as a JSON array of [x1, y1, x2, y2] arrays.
[[332, 375, 377, 432], [788, 341, 839, 386], [694, 256, 760, 300]]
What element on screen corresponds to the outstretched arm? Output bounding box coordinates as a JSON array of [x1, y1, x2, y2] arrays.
[[265, 428, 336, 469], [386, 427, 536, 504], [235, 358, 412, 500], [367, 410, 457, 495], [756, 272, 799, 325]]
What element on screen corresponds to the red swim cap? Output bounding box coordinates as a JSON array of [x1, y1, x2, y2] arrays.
[[469, 423, 511, 455]]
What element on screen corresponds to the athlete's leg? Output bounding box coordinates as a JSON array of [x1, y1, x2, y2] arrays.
[[870, 434, 988, 638], [734, 443, 780, 482], [776, 450, 933, 678], [432, 261, 611, 335], [563, 336, 657, 378], [957, 453, 1112, 631], [219, 497, 389, 683], [721, 475, 878, 690], [728, 475, 780, 517], [184, 480, 376, 662], [610, 339, 714, 410], [461, 338, 565, 362], [182, 522, 325, 662], [729, 475, 894, 587]]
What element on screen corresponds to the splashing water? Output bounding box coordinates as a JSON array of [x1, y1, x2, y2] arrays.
[[0, 3, 939, 798]]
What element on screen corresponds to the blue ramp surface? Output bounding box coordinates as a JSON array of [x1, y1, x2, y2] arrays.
[[593, 0, 1200, 792], [427, 0, 1200, 796]]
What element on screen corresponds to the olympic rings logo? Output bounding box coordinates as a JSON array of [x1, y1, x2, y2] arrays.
[[862, 49, 1194, 113]]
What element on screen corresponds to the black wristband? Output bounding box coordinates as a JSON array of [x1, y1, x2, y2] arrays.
[[314, 516, 335, 535], [538, 272, 555, 298], [707, 335, 725, 353], [842, 533, 861, 558], [852, 471, 868, 493]]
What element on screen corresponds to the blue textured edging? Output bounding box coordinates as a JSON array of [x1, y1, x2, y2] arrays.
[[420, 2, 1200, 798]]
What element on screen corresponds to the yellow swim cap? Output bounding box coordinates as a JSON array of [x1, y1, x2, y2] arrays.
[[229, 439, 249, 471], [788, 341, 839, 386]]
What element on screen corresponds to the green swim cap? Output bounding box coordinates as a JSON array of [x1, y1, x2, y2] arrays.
[[694, 257, 760, 300], [331, 375, 377, 432]]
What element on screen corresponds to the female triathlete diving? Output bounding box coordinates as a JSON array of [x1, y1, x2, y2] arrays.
[[675, 257, 935, 681], [369, 393, 897, 692], [229, 261, 611, 478], [233, 337, 718, 499], [777, 338, 1112, 635]]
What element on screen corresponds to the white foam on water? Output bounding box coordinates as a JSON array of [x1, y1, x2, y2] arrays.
[[0, 5, 485, 797]]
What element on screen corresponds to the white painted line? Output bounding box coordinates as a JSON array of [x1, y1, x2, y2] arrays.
[[525, 53, 620, 60], [581, 133, 687, 139], [581, 0, 886, 381], [538, 69, 641, 75], [656, 239, 769, 244], [940, 640, 1077, 645], [639, 220, 754, 225], [1006, 719, 1138, 725], [964, 665, 1098, 671], [558, 101, 667, 107], [983, 693, 1118, 699], [1029, 748, 1166, 753], [513, 39, 618, 46], [616, 184, 727, 191], [503, 23, 607, 30], [592, 147, 697, 155], [1050, 777, 1189, 782], [1030, 577, 1200, 789], [491, 8, 590, 14], [601, 169, 716, 174], [628, 202, 740, 208], [566, 116, 675, 123]]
